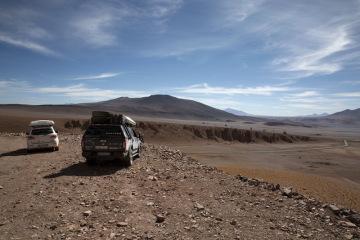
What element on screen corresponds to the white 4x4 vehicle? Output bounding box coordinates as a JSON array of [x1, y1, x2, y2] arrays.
[[27, 120, 59, 152]]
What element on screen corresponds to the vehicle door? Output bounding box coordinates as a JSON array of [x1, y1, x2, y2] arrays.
[[126, 127, 139, 151]]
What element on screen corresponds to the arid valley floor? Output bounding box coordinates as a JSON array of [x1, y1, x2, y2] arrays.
[[0, 109, 360, 239]]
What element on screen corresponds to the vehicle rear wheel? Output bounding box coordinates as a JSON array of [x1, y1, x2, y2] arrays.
[[54, 146, 59, 151], [86, 157, 96, 165], [124, 151, 133, 167]]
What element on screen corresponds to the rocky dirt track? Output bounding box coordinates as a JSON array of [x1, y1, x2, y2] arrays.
[[0, 134, 359, 240]]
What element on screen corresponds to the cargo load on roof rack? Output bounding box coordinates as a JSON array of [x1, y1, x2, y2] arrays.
[[91, 111, 136, 126], [29, 120, 55, 128]]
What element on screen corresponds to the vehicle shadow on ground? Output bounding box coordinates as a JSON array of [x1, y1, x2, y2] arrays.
[[0, 148, 54, 158], [43, 161, 125, 178]]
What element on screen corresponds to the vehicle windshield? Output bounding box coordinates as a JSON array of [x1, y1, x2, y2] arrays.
[[85, 125, 124, 136], [31, 127, 54, 135]]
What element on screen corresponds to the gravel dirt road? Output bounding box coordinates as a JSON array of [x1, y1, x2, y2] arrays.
[[0, 134, 359, 240]]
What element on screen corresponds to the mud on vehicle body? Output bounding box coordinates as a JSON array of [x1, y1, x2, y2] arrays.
[[81, 111, 142, 166]]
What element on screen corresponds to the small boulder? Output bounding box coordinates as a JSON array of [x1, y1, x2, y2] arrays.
[[194, 203, 205, 211], [83, 210, 92, 217], [79, 220, 87, 227], [155, 214, 165, 223], [148, 175, 158, 181], [328, 204, 340, 213], [348, 213, 360, 225], [338, 220, 357, 228], [281, 187, 296, 197], [116, 222, 128, 227]]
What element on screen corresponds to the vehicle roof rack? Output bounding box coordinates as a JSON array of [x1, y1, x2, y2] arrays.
[[91, 111, 136, 126], [29, 120, 55, 127]]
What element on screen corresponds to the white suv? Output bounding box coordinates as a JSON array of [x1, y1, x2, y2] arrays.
[[27, 120, 59, 152]]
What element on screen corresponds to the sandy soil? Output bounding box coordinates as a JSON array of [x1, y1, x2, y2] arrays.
[[166, 141, 360, 212], [0, 134, 359, 240]]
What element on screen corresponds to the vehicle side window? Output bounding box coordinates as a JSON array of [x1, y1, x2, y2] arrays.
[[121, 125, 131, 138], [127, 127, 135, 138], [132, 129, 138, 138]]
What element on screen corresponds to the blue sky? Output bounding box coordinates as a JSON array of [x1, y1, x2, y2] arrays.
[[0, 0, 360, 116]]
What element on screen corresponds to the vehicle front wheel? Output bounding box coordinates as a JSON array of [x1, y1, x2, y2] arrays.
[[124, 151, 133, 167], [137, 146, 141, 158]]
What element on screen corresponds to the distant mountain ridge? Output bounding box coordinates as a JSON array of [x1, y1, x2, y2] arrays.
[[301, 113, 329, 118], [0, 95, 260, 122], [0, 95, 358, 125], [80, 94, 244, 121], [224, 108, 329, 118], [325, 108, 360, 121], [224, 108, 252, 116]]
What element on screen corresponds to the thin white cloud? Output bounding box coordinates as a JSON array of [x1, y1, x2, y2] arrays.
[[334, 92, 360, 97], [72, 7, 121, 47], [72, 72, 120, 80], [175, 95, 244, 110], [71, 0, 184, 47], [342, 80, 360, 85], [0, 7, 52, 40], [289, 91, 319, 98], [0, 33, 58, 56], [0, 80, 31, 92], [279, 89, 360, 112], [142, 37, 237, 57], [178, 83, 291, 96], [220, 0, 265, 27], [248, 1, 360, 79], [36, 84, 149, 101], [273, 26, 352, 77], [285, 103, 326, 110], [145, 0, 183, 18]]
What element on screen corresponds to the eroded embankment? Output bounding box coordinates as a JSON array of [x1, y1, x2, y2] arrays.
[[136, 121, 311, 143]]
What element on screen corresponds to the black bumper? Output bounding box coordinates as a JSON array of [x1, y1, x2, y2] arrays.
[[82, 150, 126, 160]]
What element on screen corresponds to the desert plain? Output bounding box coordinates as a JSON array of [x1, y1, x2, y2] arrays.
[[0, 105, 360, 239]]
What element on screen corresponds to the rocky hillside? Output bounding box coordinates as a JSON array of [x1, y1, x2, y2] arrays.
[[136, 122, 310, 143], [0, 134, 359, 240]]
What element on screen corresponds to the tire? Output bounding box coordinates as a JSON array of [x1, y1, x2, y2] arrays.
[[136, 146, 141, 159], [54, 146, 59, 151], [86, 157, 96, 165], [124, 150, 133, 167], [138, 146, 141, 157]]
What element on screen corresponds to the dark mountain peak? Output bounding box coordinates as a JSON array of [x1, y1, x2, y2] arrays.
[[146, 94, 176, 99], [80, 94, 246, 121], [140, 94, 179, 102], [325, 108, 360, 124], [331, 108, 360, 116]]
